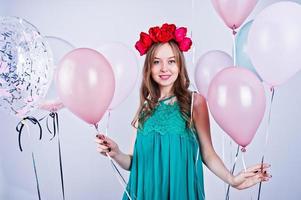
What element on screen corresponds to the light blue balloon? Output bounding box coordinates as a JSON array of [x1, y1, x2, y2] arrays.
[[235, 20, 263, 82]]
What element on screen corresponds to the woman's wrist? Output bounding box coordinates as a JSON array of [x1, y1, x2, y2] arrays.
[[111, 148, 122, 159], [112, 151, 133, 171], [227, 174, 235, 187]]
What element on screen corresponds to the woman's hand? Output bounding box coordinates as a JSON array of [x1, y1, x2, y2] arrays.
[[95, 133, 121, 158], [230, 163, 271, 190]]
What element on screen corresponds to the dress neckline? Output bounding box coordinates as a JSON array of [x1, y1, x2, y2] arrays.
[[158, 95, 176, 102]]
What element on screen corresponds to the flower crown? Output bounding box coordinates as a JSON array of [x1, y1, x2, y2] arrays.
[[135, 23, 192, 56]]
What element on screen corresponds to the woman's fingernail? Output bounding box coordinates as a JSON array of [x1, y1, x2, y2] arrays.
[[108, 148, 111, 152], [254, 170, 258, 173]]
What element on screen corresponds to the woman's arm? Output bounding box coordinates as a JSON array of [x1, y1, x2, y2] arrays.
[[192, 93, 271, 189], [95, 127, 137, 171]]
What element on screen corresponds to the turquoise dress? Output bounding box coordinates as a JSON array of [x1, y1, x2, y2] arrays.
[[122, 96, 205, 200]]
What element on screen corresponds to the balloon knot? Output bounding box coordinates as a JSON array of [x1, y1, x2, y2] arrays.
[[232, 25, 237, 35]]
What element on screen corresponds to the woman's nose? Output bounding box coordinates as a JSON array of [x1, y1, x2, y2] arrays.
[[160, 61, 168, 72]]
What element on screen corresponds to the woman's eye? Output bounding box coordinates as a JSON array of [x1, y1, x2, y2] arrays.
[[168, 60, 176, 64], [153, 60, 160, 64]]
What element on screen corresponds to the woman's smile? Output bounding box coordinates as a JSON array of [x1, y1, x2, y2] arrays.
[[159, 74, 172, 80]]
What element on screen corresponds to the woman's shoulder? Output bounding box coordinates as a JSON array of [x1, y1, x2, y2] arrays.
[[192, 92, 206, 105], [192, 92, 207, 115]]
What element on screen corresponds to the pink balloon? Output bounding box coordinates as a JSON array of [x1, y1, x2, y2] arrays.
[[208, 67, 266, 147], [248, 2, 301, 86], [211, 0, 258, 29], [97, 43, 138, 110], [194, 50, 233, 99], [55, 48, 115, 125]]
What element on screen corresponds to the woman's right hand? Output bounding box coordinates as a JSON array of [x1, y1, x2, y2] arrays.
[[95, 133, 120, 158]]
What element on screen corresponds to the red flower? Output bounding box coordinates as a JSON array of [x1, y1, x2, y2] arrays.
[[161, 23, 176, 34], [135, 32, 153, 55], [140, 32, 152, 47], [135, 41, 147, 56], [149, 26, 160, 42], [178, 37, 192, 52], [157, 23, 176, 42], [174, 27, 187, 43]]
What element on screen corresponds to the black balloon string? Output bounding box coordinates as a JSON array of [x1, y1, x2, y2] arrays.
[[16, 113, 66, 200], [16, 116, 42, 152], [16, 116, 43, 200], [46, 112, 65, 200]]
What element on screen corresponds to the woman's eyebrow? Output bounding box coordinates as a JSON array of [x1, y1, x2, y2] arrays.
[[154, 56, 175, 59]]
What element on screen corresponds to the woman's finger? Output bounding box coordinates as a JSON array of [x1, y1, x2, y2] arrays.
[[97, 147, 110, 154], [103, 137, 114, 146], [95, 138, 103, 144], [246, 163, 270, 172], [242, 171, 258, 178], [97, 144, 109, 150], [95, 138, 110, 146]]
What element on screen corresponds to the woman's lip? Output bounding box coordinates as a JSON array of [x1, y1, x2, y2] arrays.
[[159, 75, 171, 80]]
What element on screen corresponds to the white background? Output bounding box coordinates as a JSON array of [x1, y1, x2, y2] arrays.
[[1, 0, 301, 199]]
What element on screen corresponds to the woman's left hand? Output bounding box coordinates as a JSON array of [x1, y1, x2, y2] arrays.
[[231, 163, 271, 190]]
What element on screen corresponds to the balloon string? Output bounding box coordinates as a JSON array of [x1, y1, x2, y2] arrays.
[[241, 150, 247, 172], [229, 139, 233, 176], [16, 116, 42, 152], [225, 145, 240, 200], [45, 113, 56, 140], [18, 120, 42, 200], [265, 87, 275, 151], [257, 87, 275, 200], [46, 112, 66, 200], [232, 29, 237, 67], [32, 152, 42, 200], [222, 134, 227, 195], [108, 155, 133, 200], [94, 125, 134, 200]]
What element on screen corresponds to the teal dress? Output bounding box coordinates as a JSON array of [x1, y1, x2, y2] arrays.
[[122, 96, 205, 200]]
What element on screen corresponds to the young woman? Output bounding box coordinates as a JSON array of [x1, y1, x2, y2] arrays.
[[95, 23, 271, 200]]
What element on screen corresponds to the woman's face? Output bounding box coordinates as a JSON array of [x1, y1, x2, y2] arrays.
[[151, 43, 179, 93]]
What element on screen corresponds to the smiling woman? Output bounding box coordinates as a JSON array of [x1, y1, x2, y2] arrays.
[[95, 23, 271, 200]]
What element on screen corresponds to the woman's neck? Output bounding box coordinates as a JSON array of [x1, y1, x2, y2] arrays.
[[159, 87, 174, 99]]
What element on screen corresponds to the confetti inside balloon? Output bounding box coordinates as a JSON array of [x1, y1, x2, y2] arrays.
[[0, 16, 53, 118]]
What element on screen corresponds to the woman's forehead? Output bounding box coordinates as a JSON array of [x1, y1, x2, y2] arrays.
[[154, 43, 175, 58]]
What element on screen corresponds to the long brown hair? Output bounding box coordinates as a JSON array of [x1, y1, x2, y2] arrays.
[[132, 40, 192, 128]]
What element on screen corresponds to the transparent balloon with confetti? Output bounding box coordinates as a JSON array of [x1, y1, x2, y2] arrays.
[[0, 16, 53, 118]]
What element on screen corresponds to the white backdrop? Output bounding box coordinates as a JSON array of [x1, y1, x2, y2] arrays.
[[1, 0, 301, 199]]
